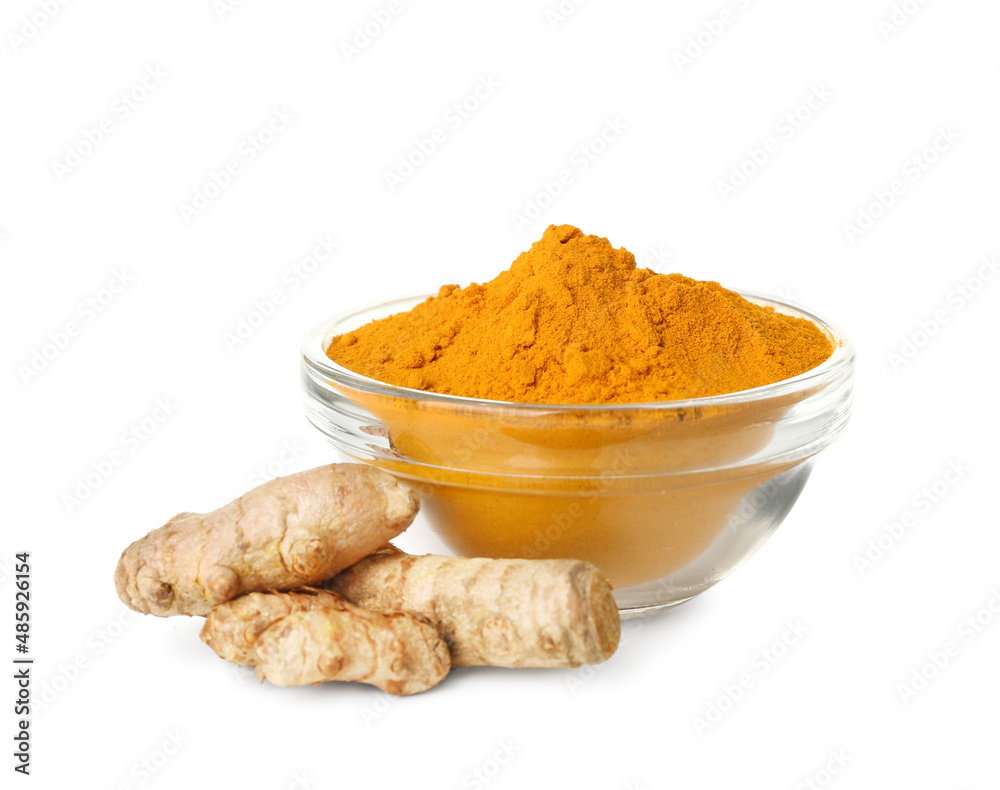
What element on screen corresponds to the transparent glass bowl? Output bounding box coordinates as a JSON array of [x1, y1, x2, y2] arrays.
[[301, 294, 854, 617]]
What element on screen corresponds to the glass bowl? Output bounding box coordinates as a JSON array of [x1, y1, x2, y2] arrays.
[[301, 294, 854, 617]]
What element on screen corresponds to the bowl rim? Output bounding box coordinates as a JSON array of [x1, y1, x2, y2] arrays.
[[302, 291, 855, 411]]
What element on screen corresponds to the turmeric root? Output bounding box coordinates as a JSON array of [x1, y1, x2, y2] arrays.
[[202, 590, 450, 695], [326, 545, 620, 668], [115, 465, 418, 617], [199, 589, 343, 666], [254, 608, 450, 695]]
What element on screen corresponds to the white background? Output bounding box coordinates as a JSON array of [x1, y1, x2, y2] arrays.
[[3, 1, 999, 787]]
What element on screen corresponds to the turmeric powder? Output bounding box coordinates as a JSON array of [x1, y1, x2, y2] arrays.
[[328, 224, 832, 404]]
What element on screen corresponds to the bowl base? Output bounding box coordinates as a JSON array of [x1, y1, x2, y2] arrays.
[[618, 596, 696, 619], [609, 461, 814, 616]]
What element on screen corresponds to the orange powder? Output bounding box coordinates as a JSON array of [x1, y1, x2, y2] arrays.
[[322, 225, 838, 596], [329, 224, 832, 403]]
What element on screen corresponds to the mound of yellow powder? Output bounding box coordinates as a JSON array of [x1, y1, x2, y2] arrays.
[[329, 225, 833, 404]]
